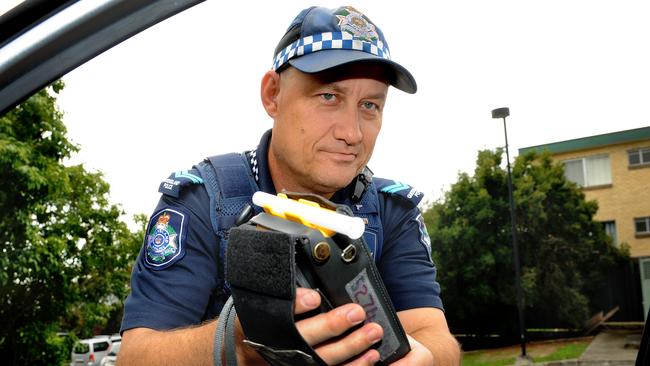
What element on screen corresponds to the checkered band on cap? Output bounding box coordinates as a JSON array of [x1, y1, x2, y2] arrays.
[[272, 31, 391, 71]]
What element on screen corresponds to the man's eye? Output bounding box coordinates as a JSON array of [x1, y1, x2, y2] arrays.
[[321, 93, 335, 101], [362, 101, 378, 110]]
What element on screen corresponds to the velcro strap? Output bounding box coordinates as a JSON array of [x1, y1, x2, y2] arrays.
[[227, 229, 293, 298]]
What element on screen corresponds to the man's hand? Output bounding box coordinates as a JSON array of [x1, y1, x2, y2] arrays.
[[295, 288, 383, 365], [236, 287, 383, 365], [289, 289, 460, 366]]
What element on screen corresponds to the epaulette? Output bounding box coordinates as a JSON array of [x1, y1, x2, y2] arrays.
[[374, 177, 423, 208], [158, 169, 204, 198]]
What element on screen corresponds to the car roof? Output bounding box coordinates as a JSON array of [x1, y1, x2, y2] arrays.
[[78, 336, 110, 343], [0, 0, 204, 115]]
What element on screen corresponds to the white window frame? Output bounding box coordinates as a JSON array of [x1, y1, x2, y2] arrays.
[[636, 217, 650, 236], [628, 147, 650, 167], [562, 154, 612, 187]]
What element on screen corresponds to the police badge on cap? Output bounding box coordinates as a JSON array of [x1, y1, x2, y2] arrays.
[[272, 5, 417, 93], [335, 6, 379, 42]]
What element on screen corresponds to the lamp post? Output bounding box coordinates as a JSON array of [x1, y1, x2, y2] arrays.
[[491, 107, 527, 359]]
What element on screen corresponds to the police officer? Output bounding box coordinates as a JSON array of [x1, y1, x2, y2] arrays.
[[119, 5, 460, 366]]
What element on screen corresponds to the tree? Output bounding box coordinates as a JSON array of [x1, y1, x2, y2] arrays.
[[0, 82, 143, 365], [425, 149, 628, 337]]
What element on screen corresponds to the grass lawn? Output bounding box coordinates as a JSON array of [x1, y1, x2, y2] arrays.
[[462, 337, 592, 366]]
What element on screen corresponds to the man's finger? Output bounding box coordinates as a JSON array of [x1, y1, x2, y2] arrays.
[[296, 303, 366, 346], [295, 287, 321, 314], [341, 349, 381, 366], [314, 322, 383, 365]]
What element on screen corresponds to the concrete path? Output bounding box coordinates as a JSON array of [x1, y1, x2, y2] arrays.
[[520, 329, 641, 366], [577, 329, 639, 366]]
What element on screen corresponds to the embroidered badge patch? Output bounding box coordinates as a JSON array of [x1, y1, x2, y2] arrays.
[[144, 209, 186, 269], [415, 213, 433, 263], [335, 6, 379, 42]]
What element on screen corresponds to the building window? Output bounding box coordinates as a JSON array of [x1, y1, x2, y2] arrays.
[[602, 221, 617, 246], [636, 217, 650, 236], [562, 155, 612, 187], [629, 147, 650, 167]]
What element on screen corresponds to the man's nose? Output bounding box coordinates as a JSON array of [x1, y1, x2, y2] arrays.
[[333, 107, 363, 145]]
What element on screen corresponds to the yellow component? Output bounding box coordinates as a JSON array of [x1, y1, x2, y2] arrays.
[[297, 198, 321, 208], [261, 193, 336, 237]]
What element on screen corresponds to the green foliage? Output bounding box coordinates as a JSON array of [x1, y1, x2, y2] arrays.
[[425, 149, 628, 336], [0, 82, 144, 365], [14, 323, 77, 366]]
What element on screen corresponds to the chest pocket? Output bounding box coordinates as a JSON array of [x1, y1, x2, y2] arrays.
[[362, 228, 378, 256]]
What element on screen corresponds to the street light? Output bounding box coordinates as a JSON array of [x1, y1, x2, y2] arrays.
[[491, 107, 528, 360]]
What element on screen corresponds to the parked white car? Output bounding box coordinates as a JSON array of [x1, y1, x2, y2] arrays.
[[70, 336, 112, 366]]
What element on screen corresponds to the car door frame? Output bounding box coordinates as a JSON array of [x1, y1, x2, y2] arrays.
[[0, 0, 203, 115]]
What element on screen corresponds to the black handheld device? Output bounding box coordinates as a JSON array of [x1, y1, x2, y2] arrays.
[[226, 192, 410, 365]]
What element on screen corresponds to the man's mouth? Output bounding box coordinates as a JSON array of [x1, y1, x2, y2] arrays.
[[322, 150, 358, 162]]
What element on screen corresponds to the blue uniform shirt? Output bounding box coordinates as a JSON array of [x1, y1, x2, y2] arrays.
[[121, 130, 443, 332]]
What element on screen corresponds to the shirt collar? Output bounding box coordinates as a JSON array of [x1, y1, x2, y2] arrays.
[[249, 129, 276, 195]]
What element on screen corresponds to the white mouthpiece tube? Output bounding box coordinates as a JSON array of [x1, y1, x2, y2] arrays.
[[252, 191, 365, 239]]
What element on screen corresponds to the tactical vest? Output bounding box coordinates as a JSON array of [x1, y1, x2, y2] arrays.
[[191, 152, 386, 301]]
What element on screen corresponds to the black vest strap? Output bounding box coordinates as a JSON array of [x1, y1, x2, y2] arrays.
[[195, 153, 259, 304], [196, 153, 259, 236]]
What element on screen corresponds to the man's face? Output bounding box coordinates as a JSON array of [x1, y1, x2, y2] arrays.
[[264, 64, 389, 197]]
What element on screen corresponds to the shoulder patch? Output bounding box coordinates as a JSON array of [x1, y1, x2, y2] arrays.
[[374, 178, 424, 208], [415, 213, 433, 263], [144, 209, 187, 270], [158, 169, 204, 198]]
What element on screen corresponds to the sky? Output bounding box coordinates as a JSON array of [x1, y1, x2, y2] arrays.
[[18, 0, 650, 227]]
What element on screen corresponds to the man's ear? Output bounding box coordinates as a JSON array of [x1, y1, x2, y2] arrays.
[[261, 70, 281, 118]]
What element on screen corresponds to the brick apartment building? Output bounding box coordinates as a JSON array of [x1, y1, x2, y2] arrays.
[[520, 126, 650, 320]]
